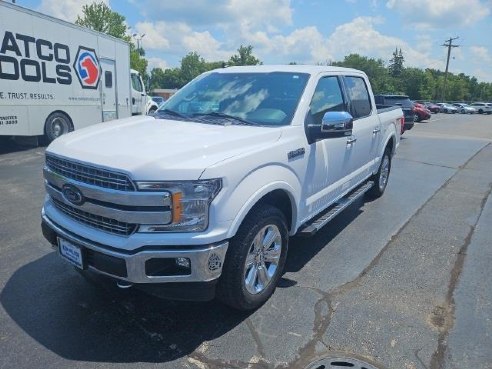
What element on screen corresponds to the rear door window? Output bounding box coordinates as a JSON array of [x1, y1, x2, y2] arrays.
[[343, 76, 372, 119]]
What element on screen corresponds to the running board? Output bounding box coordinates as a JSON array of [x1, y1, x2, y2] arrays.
[[299, 181, 374, 236]]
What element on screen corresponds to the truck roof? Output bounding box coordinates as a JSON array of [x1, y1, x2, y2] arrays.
[[212, 65, 365, 76]]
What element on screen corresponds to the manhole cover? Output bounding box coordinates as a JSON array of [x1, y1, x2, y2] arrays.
[[305, 356, 382, 369]]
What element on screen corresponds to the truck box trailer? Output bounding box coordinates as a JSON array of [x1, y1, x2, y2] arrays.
[[0, 2, 147, 142]]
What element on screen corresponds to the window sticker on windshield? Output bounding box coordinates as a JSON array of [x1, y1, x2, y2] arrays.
[[293, 75, 299, 79]]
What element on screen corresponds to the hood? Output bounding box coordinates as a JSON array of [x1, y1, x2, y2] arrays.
[[47, 115, 282, 180]]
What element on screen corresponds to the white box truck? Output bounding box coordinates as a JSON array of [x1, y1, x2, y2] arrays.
[[0, 2, 147, 143]]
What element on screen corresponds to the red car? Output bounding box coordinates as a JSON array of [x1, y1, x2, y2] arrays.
[[413, 102, 431, 122], [423, 102, 441, 113]]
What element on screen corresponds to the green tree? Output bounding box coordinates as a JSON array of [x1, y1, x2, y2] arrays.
[[388, 48, 405, 78], [228, 45, 261, 66], [75, 2, 127, 38], [75, 1, 147, 76], [400, 67, 425, 99], [333, 54, 394, 93], [180, 52, 208, 83]]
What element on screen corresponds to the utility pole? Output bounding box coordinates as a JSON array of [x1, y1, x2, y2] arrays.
[[441, 36, 459, 102]]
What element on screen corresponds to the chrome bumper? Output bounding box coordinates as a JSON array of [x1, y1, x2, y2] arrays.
[[42, 209, 229, 284]]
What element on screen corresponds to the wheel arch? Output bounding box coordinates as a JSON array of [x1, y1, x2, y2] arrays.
[[384, 134, 396, 156], [44, 110, 74, 132], [224, 168, 300, 239]]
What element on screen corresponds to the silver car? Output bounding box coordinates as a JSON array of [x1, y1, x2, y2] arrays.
[[453, 103, 477, 114]]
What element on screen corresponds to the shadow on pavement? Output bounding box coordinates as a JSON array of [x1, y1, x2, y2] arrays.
[[1, 252, 250, 363], [0, 137, 44, 155], [285, 198, 364, 274]]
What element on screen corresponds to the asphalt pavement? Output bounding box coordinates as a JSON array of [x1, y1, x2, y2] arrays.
[[0, 112, 491, 369]]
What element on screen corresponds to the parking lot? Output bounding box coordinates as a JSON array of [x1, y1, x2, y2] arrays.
[[1, 112, 491, 369]]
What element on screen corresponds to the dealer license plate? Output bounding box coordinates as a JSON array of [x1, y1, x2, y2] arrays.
[[58, 238, 84, 269]]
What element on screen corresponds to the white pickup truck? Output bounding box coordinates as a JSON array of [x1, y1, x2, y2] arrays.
[[41, 65, 403, 310]]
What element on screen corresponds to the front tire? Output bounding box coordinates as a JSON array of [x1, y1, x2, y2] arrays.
[[217, 204, 288, 310], [367, 149, 392, 199]]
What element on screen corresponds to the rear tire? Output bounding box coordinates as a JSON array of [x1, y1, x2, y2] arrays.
[[44, 112, 72, 143], [217, 204, 288, 311], [367, 149, 391, 199]]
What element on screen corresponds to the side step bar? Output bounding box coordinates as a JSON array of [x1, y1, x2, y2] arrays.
[[298, 181, 374, 236]]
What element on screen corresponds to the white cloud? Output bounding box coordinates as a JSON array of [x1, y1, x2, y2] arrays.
[[328, 17, 444, 69], [182, 31, 230, 61], [470, 46, 492, 62], [38, 0, 109, 22], [147, 57, 169, 70], [138, 0, 292, 29], [245, 27, 333, 64], [133, 22, 172, 50], [134, 21, 232, 61], [386, 0, 490, 28], [227, 0, 292, 28]]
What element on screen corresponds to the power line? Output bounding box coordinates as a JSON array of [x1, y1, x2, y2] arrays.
[[441, 36, 459, 101]]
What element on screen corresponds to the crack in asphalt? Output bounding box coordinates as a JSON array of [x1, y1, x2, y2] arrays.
[[429, 181, 492, 369], [396, 157, 458, 170], [246, 318, 267, 359], [329, 143, 490, 299], [280, 286, 335, 369]]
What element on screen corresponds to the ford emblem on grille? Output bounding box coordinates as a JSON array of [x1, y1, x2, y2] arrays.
[[62, 184, 84, 206]]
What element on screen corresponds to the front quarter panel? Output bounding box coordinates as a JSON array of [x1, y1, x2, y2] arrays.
[[207, 164, 302, 238]]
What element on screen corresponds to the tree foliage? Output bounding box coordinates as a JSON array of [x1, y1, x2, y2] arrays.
[[149, 46, 261, 90], [75, 1, 147, 76], [75, 2, 127, 39], [228, 45, 261, 66], [332, 50, 492, 101], [147, 45, 492, 102], [388, 48, 404, 77]]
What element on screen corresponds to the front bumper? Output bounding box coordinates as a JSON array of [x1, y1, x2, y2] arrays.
[[41, 208, 229, 285]]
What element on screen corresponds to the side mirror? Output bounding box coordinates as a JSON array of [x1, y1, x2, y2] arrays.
[[306, 111, 354, 144], [321, 111, 353, 135]]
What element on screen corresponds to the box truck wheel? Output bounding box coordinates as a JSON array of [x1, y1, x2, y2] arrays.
[[44, 112, 73, 143]]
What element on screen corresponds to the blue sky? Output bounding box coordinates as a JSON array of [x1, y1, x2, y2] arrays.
[[17, 0, 492, 82]]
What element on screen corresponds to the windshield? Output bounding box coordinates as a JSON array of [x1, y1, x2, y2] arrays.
[[157, 72, 310, 126]]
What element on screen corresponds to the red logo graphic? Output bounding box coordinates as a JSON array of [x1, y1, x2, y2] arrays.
[[73, 47, 101, 89]]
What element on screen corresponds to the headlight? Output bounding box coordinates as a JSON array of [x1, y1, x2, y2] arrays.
[[136, 179, 222, 232]]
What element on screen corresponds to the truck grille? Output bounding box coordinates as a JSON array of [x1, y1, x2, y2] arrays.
[[52, 198, 137, 236], [46, 155, 134, 191]]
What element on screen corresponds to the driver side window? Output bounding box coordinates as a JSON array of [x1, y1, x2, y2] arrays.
[[308, 76, 346, 125]]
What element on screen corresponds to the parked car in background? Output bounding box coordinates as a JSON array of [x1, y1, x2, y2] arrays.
[[151, 96, 166, 105], [145, 97, 159, 115], [453, 103, 477, 114], [374, 94, 415, 132], [470, 102, 492, 114], [412, 102, 431, 122], [437, 103, 458, 114], [423, 102, 441, 113]]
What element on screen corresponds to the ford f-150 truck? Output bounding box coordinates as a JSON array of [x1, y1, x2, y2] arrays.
[[41, 65, 403, 310]]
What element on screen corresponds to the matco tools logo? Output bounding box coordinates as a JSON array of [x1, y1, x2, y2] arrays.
[[73, 46, 101, 89]]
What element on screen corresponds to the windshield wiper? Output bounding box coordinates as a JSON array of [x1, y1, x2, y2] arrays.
[[156, 108, 190, 120], [191, 112, 256, 126]]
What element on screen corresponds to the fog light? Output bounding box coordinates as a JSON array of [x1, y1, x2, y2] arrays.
[[176, 257, 190, 269]]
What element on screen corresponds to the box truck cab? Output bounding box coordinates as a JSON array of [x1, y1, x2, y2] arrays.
[[0, 2, 147, 143]]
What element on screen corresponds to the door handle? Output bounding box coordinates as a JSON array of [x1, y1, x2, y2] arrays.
[[346, 137, 357, 145], [373, 127, 381, 134]]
